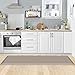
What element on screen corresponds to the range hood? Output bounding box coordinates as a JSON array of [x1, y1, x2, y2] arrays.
[[7, 0, 23, 9]]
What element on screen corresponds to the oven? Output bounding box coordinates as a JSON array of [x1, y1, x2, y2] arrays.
[[3, 32, 21, 51]]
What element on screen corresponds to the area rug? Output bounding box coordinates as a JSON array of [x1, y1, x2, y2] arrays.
[[2, 56, 74, 65]]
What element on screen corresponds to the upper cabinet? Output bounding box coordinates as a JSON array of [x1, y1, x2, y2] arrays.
[[67, 0, 73, 20], [67, 0, 75, 30], [42, 0, 62, 19], [67, 0, 75, 20]]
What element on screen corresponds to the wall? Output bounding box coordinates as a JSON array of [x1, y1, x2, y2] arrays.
[[19, 0, 67, 28], [0, 0, 67, 28], [0, 0, 17, 13]]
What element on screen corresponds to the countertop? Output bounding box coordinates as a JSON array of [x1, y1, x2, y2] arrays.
[[0, 29, 72, 32]]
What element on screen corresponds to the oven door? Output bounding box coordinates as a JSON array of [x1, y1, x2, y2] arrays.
[[3, 35, 21, 50]]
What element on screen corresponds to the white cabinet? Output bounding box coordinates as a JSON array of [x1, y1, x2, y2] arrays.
[[21, 32, 64, 53], [67, 0, 75, 30], [38, 32, 64, 53], [64, 32, 72, 53], [49, 32, 64, 53], [38, 32, 49, 53], [42, 0, 62, 19], [72, 32, 75, 56], [67, 0, 74, 20], [67, 0, 74, 55], [53, 32, 64, 53], [0, 32, 3, 53], [67, 0, 73, 30], [21, 32, 38, 53]]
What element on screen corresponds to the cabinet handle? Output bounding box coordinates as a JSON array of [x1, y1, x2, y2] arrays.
[[12, 33, 13, 34], [26, 39, 34, 41], [26, 46, 34, 48], [52, 33, 53, 37], [50, 33, 53, 37]]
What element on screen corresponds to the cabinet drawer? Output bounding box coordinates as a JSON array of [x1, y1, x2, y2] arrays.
[[21, 38, 37, 41], [22, 39, 37, 43], [21, 37, 37, 44], [21, 32, 37, 38], [21, 41, 37, 44], [22, 43, 37, 47], [22, 41, 37, 44], [22, 44, 37, 51], [21, 32, 37, 35], [22, 35, 37, 38]]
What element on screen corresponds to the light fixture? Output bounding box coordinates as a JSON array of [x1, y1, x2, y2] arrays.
[[7, 0, 23, 9]]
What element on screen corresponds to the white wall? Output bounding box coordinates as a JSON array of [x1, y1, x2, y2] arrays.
[[0, 0, 17, 13], [69, 0, 75, 56]]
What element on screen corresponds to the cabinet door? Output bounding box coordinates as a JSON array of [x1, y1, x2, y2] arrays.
[[72, 32, 75, 56], [0, 32, 3, 53], [50, 32, 64, 53], [64, 32, 72, 53], [38, 32, 49, 53], [21, 32, 38, 53]]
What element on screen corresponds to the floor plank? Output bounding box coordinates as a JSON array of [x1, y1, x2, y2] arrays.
[[68, 56, 75, 64], [0, 54, 7, 64], [0, 65, 75, 75], [0, 55, 75, 75]]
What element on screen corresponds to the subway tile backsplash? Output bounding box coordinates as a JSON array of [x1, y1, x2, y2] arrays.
[[24, 18, 62, 29]]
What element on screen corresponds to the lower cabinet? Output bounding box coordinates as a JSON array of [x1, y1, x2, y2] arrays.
[[0, 31, 72, 54], [21, 31, 72, 54], [50, 32, 64, 53], [21, 32, 38, 53], [38, 32, 50, 53], [64, 32, 72, 53]]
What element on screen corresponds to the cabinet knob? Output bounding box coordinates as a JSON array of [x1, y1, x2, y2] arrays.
[[73, 4, 74, 7], [12, 33, 13, 34], [52, 33, 53, 37], [50, 33, 53, 37]]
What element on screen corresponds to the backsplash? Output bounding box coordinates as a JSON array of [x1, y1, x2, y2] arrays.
[[24, 18, 62, 29]]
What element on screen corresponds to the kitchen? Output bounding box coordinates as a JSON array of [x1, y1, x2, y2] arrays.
[[0, 0, 72, 55], [0, 0, 75, 75]]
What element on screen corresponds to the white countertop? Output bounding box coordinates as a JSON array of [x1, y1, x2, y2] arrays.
[[0, 29, 72, 32]]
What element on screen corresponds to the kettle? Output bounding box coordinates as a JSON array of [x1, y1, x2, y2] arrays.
[[0, 22, 7, 30]]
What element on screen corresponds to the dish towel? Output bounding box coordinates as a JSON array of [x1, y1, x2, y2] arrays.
[[9, 36, 21, 45]]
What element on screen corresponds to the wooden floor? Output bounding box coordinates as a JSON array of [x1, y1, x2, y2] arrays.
[[0, 55, 75, 75]]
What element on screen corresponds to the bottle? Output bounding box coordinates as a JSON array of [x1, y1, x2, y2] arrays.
[[5, 24, 7, 30]]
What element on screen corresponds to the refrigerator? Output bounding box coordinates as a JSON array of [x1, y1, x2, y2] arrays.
[[8, 13, 24, 30]]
